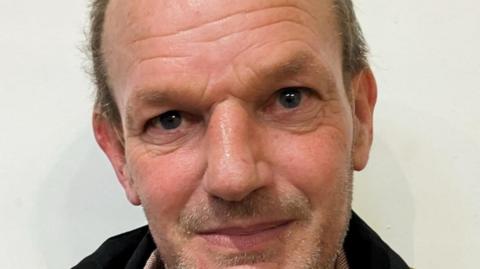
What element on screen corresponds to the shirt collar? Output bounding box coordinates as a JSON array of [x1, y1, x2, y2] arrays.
[[143, 249, 349, 269]]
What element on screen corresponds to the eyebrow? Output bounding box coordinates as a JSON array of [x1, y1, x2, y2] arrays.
[[126, 90, 169, 130], [267, 51, 312, 79], [258, 50, 336, 91]]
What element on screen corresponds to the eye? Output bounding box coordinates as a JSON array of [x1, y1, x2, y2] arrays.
[[141, 110, 202, 146], [150, 110, 182, 130], [278, 87, 303, 109]]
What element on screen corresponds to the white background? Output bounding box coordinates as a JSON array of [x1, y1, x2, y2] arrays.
[[0, 0, 479, 268]]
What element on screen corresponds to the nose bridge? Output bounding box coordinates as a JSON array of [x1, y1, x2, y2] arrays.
[[204, 100, 262, 201]]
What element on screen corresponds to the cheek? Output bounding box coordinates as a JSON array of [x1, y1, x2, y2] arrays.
[[266, 126, 353, 206], [126, 144, 205, 223]]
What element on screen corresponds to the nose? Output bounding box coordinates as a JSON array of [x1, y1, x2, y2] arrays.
[[203, 101, 266, 202]]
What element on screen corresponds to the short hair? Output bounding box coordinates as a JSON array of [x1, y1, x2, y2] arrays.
[[88, 0, 369, 123]]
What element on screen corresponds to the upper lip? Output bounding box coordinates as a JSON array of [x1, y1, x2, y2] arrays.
[[195, 219, 293, 236]]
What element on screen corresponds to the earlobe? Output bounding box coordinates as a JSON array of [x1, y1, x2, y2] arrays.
[[92, 111, 141, 205], [351, 68, 377, 171]]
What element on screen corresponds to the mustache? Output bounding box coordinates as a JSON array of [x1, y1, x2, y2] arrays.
[[178, 190, 312, 234]]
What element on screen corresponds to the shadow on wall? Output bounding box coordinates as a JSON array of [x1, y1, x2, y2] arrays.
[[353, 135, 415, 265], [30, 128, 145, 269]]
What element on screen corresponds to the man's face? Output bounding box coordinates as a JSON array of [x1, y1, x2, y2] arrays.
[[97, 0, 375, 268]]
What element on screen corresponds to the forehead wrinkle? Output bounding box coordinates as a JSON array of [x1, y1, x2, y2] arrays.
[[131, 17, 317, 54], [128, 3, 311, 45], [129, 19, 318, 69], [125, 5, 322, 65]]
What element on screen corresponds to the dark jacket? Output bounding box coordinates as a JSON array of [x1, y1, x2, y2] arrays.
[[73, 212, 410, 269]]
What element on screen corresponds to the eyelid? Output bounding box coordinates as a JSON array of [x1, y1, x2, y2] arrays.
[[293, 86, 322, 99], [279, 86, 317, 95]]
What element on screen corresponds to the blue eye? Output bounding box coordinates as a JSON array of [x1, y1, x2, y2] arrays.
[[278, 88, 302, 109], [155, 110, 182, 130]]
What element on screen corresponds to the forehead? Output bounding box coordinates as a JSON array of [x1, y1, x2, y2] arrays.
[[104, 0, 337, 38], [102, 0, 342, 107]]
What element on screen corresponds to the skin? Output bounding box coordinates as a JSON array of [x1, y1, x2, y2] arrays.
[[94, 0, 377, 268]]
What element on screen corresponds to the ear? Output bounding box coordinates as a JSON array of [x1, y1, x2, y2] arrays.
[[351, 68, 377, 171], [92, 111, 141, 205]]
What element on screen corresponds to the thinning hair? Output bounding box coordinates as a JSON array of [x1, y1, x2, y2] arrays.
[[87, 0, 369, 124]]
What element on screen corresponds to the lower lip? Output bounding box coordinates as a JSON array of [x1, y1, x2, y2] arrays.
[[198, 222, 291, 251]]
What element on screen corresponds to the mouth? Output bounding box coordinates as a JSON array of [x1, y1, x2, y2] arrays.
[[195, 220, 294, 251]]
